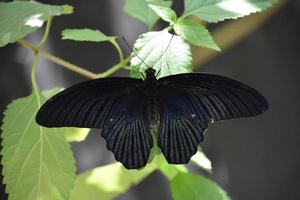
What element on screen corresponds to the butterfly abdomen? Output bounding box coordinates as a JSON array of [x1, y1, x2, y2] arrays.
[[144, 74, 159, 129]]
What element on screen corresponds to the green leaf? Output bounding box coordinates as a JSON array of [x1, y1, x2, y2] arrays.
[[69, 161, 157, 200], [174, 19, 220, 51], [124, 0, 172, 29], [158, 159, 188, 180], [149, 4, 177, 23], [64, 128, 90, 142], [61, 28, 115, 42], [0, 1, 73, 47], [190, 150, 212, 173], [130, 30, 192, 79], [1, 92, 76, 200], [171, 172, 231, 200], [182, 0, 277, 23]]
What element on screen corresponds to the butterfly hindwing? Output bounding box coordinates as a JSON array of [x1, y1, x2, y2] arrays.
[[158, 73, 268, 123], [100, 89, 153, 169], [158, 86, 208, 164]]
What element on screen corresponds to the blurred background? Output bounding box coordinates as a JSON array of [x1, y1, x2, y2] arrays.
[[0, 0, 299, 199]]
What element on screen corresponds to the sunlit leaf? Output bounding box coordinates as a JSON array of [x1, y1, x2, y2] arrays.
[[130, 30, 192, 78], [0, 1, 73, 47], [171, 172, 231, 200], [62, 29, 115, 42], [69, 161, 157, 200], [191, 150, 212, 173], [64, 128, 90, 142], [182, 0, 277, 23], [149, 4, 177, 23], [174, 19, 220, 51], [124, 0, 172, 29], [157, 157, 188, 180], [1, 92, 76, 200]]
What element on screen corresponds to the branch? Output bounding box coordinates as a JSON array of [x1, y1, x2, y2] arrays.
[[18, 39, 99, 79]]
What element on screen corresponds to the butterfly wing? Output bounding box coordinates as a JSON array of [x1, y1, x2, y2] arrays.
[[158, 73, 268, 123], [100, 88, 153, 169], [157, 73, 268, 164], [36, 78, 153, 169], [157, 87, 208, 164]]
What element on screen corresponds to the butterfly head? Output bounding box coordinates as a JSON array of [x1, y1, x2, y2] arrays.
[[145, 68, 156, 80]]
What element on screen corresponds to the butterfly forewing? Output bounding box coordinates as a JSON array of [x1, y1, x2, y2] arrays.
[[158, 73, 269, 123], [36, 78, 142, 128]]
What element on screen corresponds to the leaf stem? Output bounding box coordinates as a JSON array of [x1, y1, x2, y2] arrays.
[[98, 56, 131, 78], [31, 17, 54, 103], [37, 17, 53, 50], [110, 38, 124, 61]]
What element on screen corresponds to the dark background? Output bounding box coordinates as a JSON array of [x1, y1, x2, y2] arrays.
[[1, 0, 300, 199]]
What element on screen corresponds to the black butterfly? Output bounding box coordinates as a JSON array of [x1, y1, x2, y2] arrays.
[[36, 68, 268, 169]]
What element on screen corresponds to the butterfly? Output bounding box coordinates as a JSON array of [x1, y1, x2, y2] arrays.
[[36, 67, 268, 169]]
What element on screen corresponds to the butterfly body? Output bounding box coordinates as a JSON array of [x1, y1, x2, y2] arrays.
[[143, 68, 160, 129], [36, 68, 268, 169]]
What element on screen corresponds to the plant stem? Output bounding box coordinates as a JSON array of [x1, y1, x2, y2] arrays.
[[122, 66, 131, 70], [18, 39, 99, 79], [40, 51, 99, 79], [98, 56, 131, 78], [18, 19, 132, 80], [37, 16, 53, 50], [110, 38, 124, 61], [31, 17, 54, 103]]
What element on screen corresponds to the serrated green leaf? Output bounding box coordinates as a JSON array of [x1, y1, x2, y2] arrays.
[[171, 172, 231, 200], [182, 0, 277, 23], [0, 1, 73, 47], [190, 150, 212, 173], [62, 29, 115, 42], [124, 0, 172, 29], [149, 4, 177, 23], [69, 161, 157, 200], [130, 30, 192, 79], [183, 0, 220, 17], [174, 19, 220, 51], [1, 92, 76, 200]]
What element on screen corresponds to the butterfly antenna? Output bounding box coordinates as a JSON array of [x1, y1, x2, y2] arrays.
[[155, 69, 161, 77], [121, 36, 150, 69], [151, 34, 174, 68]]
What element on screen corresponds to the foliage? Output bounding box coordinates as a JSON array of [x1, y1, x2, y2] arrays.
[[171, 172, 230, 200], [1, 91, 76, 200], [130, 30, 192, 78], [0, 1, 72, 47], [182, 0, 277, 22], [124, 0, 173, 29], [0, 0, 277, 199], [62, 29, 115, 42]]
